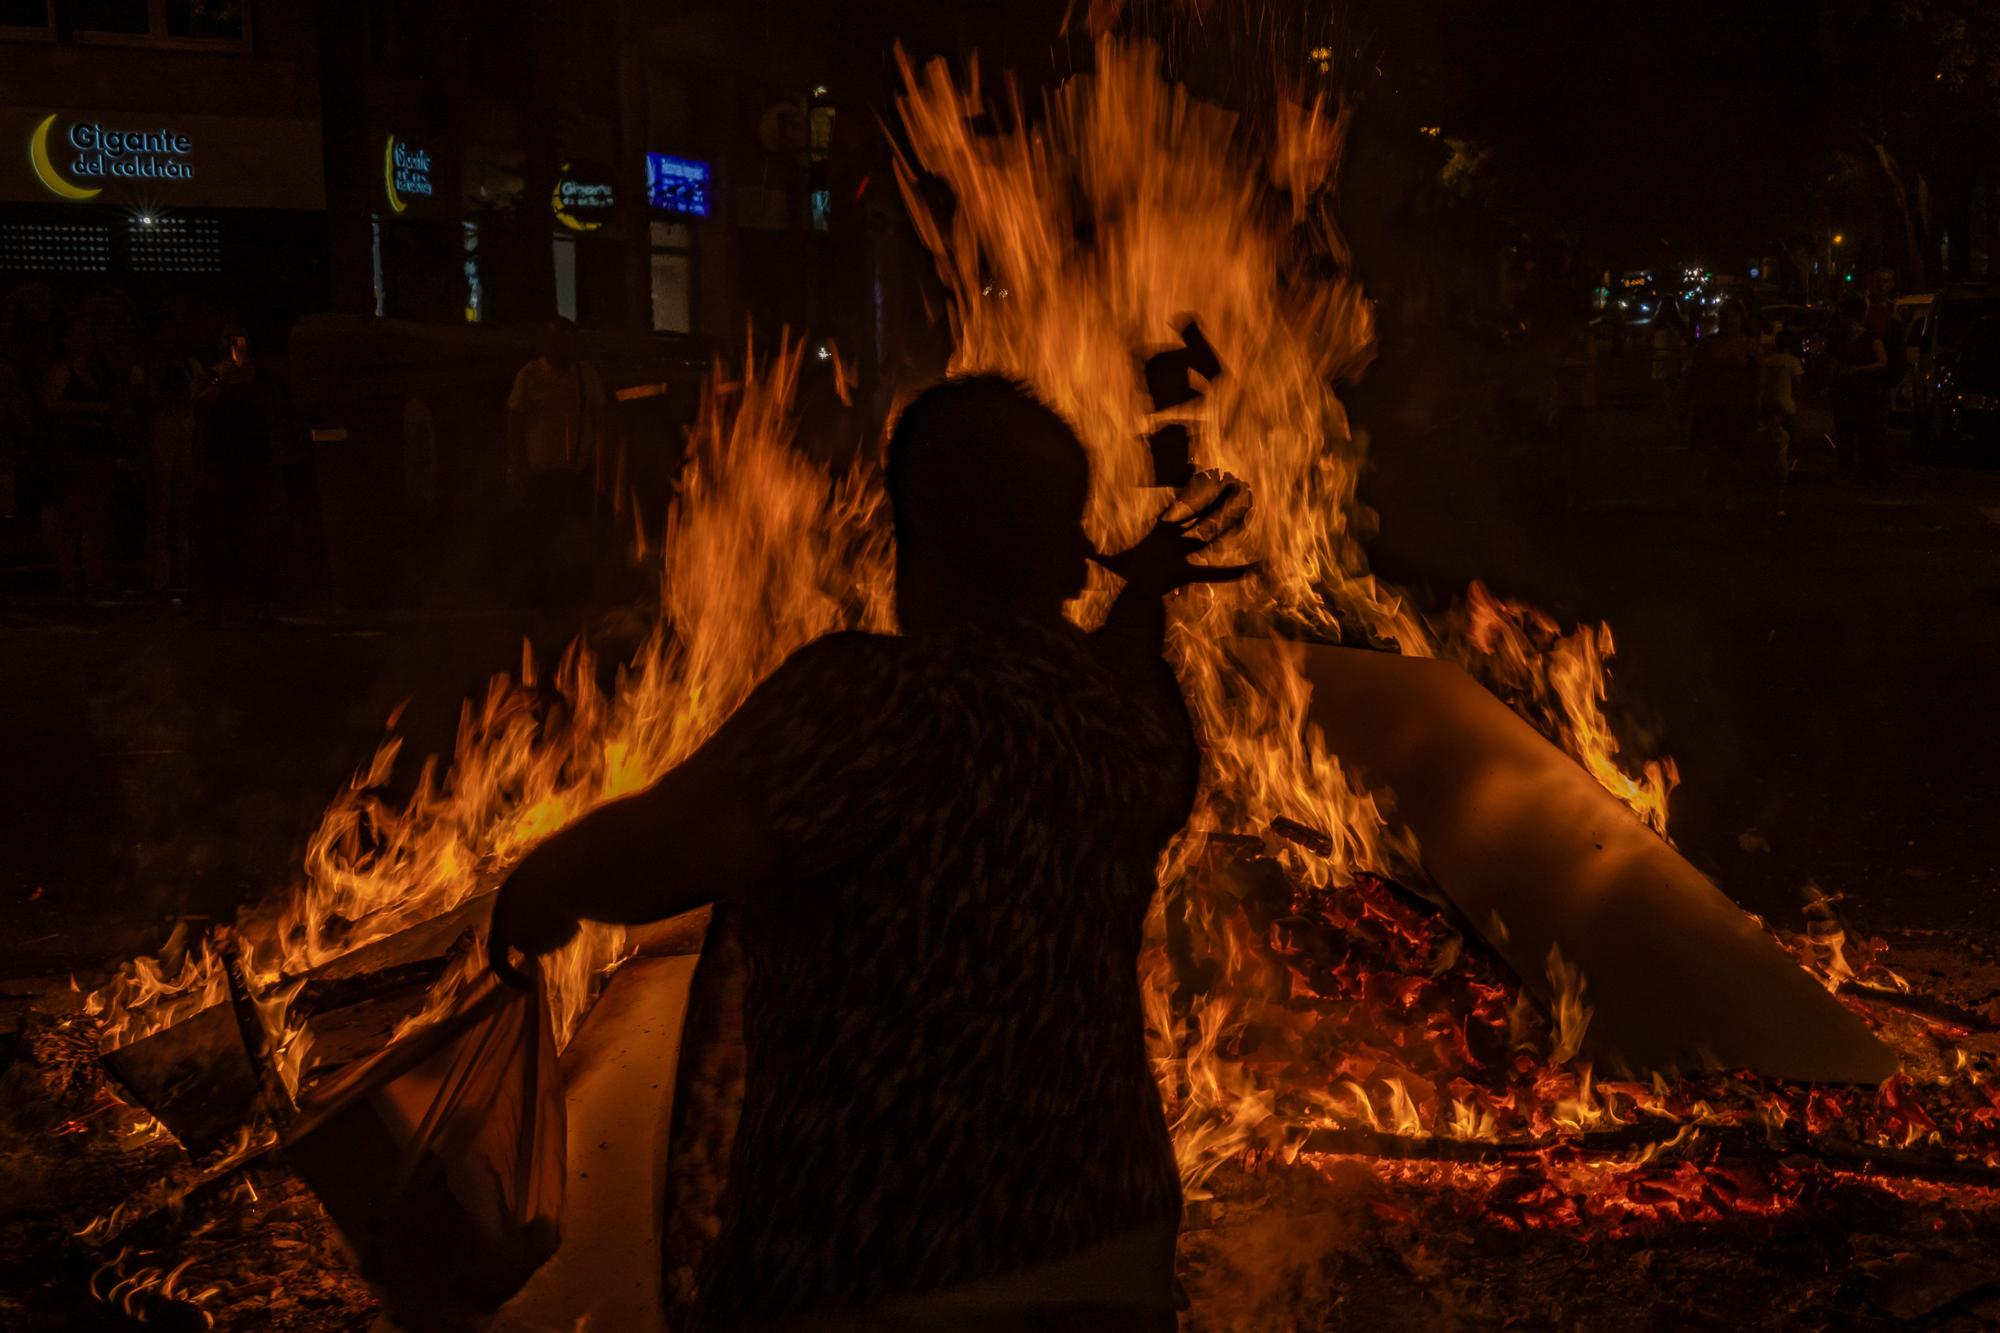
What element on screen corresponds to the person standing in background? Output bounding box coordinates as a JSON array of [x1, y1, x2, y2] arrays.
[[195, 326, 280, 621], [1685, 302, 1763, 491], [504, 318, 607, 606], [1761, 329, 1806, 440], [1759, 328, 1806, 508], [1865, 268, 1897, 344], [1831, 297, 1890, 482], [136, 315, 205, 594], [1865, 268, 1907, 469], [41, 315, 132, 598]]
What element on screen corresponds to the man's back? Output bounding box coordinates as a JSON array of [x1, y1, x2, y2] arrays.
[[693, 620, 1195, 1327]]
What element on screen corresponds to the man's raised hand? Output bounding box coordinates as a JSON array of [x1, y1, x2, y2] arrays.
[[1093, 469, 1255, 596]]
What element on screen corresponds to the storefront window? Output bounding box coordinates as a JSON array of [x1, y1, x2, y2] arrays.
[[553, 235, 578, 322], [649, 220, 691, 334], [0, 1, 52, 33], [69, 0, 249, 44], [373, 216, 464, 324], [164, 0, 246, 40], [125, 215, 223, 273], [0, 220, 112, 273], [808, 93, 835, 235], [74, 0, 148, 32]]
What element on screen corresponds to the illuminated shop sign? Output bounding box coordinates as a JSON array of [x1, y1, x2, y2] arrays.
[[645, 153, 710, 218], [384, 135, 435, 214], [29, 113, 194, 201], [552, 161, 615, 232]]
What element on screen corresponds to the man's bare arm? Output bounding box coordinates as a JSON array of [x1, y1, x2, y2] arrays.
[[489, 753, 774, 974]]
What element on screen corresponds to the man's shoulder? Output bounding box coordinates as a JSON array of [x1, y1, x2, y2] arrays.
[[780, 629, 902, 678], [746, 631, 903, 703], [721, 631, 906, 754]]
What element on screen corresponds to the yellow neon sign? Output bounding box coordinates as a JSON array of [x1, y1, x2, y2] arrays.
[[29, 114, 104, 201]]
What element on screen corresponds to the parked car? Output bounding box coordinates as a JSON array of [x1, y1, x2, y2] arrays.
[[1910, 286, 2000, 449], [1924, 316, 2000, 453]]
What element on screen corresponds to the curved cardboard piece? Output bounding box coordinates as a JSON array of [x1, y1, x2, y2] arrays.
[[491, 954, 698, 1332], [1233, 639, 1898, 1084]]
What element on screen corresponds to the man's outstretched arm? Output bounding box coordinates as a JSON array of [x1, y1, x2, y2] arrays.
[[488, 752, 773, 978], [485, 633, 881, 981]]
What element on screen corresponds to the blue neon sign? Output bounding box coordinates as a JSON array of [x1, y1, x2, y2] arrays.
[[645, 153, 711, 218]]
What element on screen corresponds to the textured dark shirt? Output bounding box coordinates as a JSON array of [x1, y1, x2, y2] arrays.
[[690, 618, 1196, 1327]]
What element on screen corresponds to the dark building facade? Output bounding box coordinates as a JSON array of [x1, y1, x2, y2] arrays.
[[0, 0, 1039, 603], [1, 1, 885, 345], [0, 2, 328, 348], [316, 0, 863, 348]]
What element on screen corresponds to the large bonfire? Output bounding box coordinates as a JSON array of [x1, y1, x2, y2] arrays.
[[70, 37, 2000, 1327]]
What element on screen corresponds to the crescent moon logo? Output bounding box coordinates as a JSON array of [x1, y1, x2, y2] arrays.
[[384, 135, 408, 215], [29, 114, 102, 202], [552, 163, 605, 233]]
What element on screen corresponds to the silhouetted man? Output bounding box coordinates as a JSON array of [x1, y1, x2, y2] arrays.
[[491, 375, 1248, 1330]]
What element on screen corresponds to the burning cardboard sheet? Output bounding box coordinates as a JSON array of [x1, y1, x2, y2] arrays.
[[1233, 639, 1898, 1084], [491, 954, 699, 1332]]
